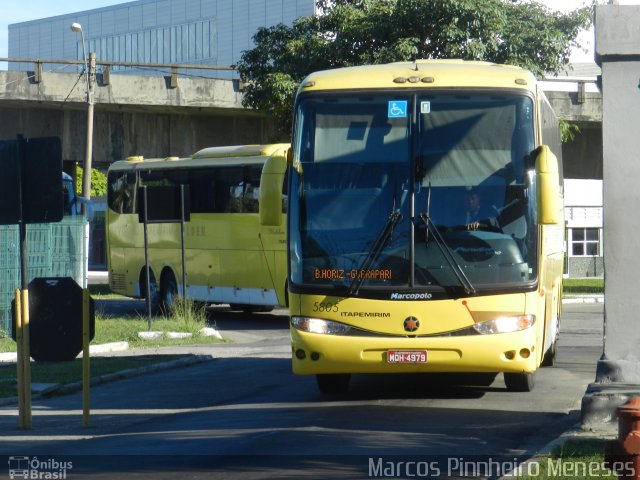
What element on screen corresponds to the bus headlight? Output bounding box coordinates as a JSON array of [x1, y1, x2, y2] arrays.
[[291, 316, 352, 335], [472, 315, 535, 335]]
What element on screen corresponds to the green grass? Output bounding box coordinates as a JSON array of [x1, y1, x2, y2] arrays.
[[0, 296, 225, 353], [516, 439, 616, 480], [563, 278, 604, 294], [0, 355, 190, 398], [0, 336, 13, 354], [95, 316, 224, 349]]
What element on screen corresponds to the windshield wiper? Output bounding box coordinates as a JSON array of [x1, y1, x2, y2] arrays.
[[418, 212, 476, 296], [348, 210, 402, 296]]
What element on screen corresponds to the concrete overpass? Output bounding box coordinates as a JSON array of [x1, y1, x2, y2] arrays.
[[541, 74, 602, 179], [0, 67, 276, 169]]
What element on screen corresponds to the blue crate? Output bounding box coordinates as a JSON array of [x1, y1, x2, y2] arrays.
[[0, 217, 87, 334]]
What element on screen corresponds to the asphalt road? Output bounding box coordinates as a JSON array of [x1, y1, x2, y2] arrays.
[[0, 301, 604, 479]]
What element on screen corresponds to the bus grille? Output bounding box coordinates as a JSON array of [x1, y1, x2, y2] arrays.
[[110, 273, 126, 291]]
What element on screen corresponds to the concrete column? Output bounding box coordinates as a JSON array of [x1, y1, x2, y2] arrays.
[[582, 4, 640, 429]]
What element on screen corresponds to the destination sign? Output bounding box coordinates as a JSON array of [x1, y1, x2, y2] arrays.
[[313, 269, 392, 280]]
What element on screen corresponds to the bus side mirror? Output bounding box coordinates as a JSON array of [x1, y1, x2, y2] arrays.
[[535, 145, 561, 225], [259, 153, 286, 227]]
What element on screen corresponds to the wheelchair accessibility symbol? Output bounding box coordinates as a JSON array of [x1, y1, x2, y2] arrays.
[[388, 100, 408, 118]]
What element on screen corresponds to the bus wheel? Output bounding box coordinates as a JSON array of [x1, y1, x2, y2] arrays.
[[504, 372, 536, 392], [141, 270, 160, 315], [316, 374, 351, 395], [160, 272, 178, 316], [542, 315, 560, 367], [541, 341, 557, 367]]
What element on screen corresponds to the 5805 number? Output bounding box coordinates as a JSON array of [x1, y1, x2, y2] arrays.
[[312, 302, 339, 313]]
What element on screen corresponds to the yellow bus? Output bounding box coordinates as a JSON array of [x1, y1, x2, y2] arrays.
[[288, 60, 564, 393], [106, 144, 289, 313]]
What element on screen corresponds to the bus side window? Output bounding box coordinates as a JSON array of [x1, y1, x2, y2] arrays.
[[218, 167, 244, 213], [243, 165, 262, 213], [189, 169, 216, 213]]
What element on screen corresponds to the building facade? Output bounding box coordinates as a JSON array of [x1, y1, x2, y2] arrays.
[[564, 179, 603, 278], [8, 0, 315, 77]]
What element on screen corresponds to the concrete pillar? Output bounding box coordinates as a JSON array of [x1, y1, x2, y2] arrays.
[[582, 4, 640, 429]]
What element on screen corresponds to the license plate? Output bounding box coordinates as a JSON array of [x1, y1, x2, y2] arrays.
[[386, 350, 427, 364]]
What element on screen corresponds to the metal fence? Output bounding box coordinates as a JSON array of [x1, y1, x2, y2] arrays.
[[0, 216, 87, 335]]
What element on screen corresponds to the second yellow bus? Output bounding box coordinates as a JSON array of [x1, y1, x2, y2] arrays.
[[106, 144, 289, 313]]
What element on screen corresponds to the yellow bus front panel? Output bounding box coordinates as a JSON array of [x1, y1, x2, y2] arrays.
[[290, 291, 544, 375]]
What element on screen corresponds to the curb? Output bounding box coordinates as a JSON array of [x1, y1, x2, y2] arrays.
[[0, 352, 16, 363], [497, 424, 583, 480], [89, 341, 130, 354], [56, 354, 213, 395], [0, 354, 213, 407], [497, 423, 618, 480], [0, 341, 130, 364], [562, 295, 605, 304]]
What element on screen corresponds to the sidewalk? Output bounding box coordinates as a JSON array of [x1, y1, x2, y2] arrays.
[[563, 294, 605, 304]]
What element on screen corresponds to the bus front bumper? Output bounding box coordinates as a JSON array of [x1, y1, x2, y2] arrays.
[[290, 327, 539, 375]]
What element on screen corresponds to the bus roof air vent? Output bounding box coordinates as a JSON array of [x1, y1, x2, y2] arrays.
[[127, 156, 144, 162]]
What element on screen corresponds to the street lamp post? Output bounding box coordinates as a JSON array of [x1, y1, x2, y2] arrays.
[[70, 22, 94, 203], [71, 22, 94, 288]]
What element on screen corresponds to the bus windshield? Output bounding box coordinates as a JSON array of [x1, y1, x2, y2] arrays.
[[289, 92, 538, 297]]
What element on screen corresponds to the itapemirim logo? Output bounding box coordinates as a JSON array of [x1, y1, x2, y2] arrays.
[[8, 456, 73, 479]]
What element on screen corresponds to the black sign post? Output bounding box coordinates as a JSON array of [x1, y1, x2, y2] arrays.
[[0, 135, 63, 430], [137, 184, 191, 327], [12, 277, 95, 361]]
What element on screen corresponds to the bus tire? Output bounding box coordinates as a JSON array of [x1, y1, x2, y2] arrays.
[[316, 374, 351, 395], [541, 340, 557, 367], [141, 269, 160, 315], [542, 306, 561, 367], [504, 371, 536, 392], [160, 271, 178, 316]]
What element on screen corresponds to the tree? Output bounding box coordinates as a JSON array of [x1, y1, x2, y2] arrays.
[[236, 0, 593, 139], [560, 119, 581, 143], [76, 166, 107, 197]]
